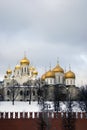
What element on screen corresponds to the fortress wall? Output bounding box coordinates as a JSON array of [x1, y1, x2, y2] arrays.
[[0, 112, 87, 130]]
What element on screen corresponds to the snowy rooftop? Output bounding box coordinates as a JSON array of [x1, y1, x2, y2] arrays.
[[0, 101, 82, 113]]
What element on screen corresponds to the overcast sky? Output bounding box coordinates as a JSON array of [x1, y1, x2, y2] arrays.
[[0, 0, 87, 86]]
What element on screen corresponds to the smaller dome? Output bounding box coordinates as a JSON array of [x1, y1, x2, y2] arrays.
[[52, 64, 64, 73], [15, 65, 21, 70], [65, 70, 75, 79], [45, 70, 55, 78], [29, 66, 35, 71], [33, 70, 38, 75], [20, 56, 30, 65], [6, 69, 12, 75], [4, 75, 7, 79], [41, 73, 46, 80]]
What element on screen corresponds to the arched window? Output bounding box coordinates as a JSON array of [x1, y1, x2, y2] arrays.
[[26, 91, 29, 96], [20, 90, 23, 96], [50, 79, 52, 84], [22, 68, 23, 73], [71, 80, 72, 85], [33, 91, 35, 96], [7, 90, 10, 96], [67, 80, 68, 85], [25, 67, 26, 73], [59, 76, 60, 83]]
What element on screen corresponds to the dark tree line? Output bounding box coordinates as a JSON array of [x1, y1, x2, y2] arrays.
[[79, 85, 87, 114], [37, 84, 51, 130], [54, 84, 76, 130]]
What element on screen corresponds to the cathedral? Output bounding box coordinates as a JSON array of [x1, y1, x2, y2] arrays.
[[41, 63, 75, 86], [2, 55, 79, 101], [4, 56, 38, 87], [4, 56, 76, 86]]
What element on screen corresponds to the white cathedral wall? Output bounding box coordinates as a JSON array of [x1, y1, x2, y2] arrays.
[[45, 78, 55, 85], [16, 76, 29, 85], [55, 72, 64, 84], [14, 69, 21, 77], [21, 65, 29, 76], [65, 78, 75, 86]]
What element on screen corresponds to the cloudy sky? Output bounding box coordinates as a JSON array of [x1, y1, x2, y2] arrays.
[[0, 0, 87, 86]]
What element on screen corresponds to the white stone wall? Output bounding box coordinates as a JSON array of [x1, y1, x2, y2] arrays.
[[65, 78, 75, 86], [21, 65, 29, 76], [55, 72, 64, 84], [45, 78, 55, 85]]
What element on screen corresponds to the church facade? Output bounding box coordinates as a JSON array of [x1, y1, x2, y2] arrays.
[[2, 55, 79, 101]]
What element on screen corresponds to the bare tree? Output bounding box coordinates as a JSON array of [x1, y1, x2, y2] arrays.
[[23, 80, 32, 104], [10, 78, 20, 105], [79, 85, 87, 114], [37, 84, 51, 130], [62, 87, 76, 130], [53, 85, 67, 117]]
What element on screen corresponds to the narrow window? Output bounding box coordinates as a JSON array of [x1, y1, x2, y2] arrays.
[[26, 91, 29, 96], [71, 80, 72, 85], [33, 91, 35, 96], [22, 68, 23, 73], [7, 90, 10, 96], [50, 79, 52, 84], [59, 76, 60, 83], [25, 67, 26, 73], [67, 80, 68, 85], [20, 90, 23, 96]]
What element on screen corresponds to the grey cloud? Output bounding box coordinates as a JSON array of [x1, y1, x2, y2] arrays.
[[0, 0, 87, 85]]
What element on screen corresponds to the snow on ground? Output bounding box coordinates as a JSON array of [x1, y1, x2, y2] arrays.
[[0, 101, 40, 112], [0, 101, 83, 112]]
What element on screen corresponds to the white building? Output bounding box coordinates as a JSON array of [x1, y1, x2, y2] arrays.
[[4, 56, 38, 87], [41, 63, 75, 86]]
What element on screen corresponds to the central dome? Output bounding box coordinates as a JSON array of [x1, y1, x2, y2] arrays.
[[20, 56, 30, 65], [52, 64, 64, 73]]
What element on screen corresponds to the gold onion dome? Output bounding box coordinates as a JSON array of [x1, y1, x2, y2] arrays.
[[15, 65, 21, 70], [6, 69, 12, 75], [29, 66, 35, 71], [20, 56, 30, 65], [41, 73, 46, 80], [52, 64, 64, 73], [45, 70, 55, 78], [65, 70, 75, 79], [33, 70, 38, 75]]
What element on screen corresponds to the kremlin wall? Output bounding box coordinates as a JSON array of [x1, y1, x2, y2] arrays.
[[0, 112, 87, 130]]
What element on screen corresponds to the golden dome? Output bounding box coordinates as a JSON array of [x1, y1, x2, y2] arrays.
[[45, 70, 55, 78], [52, 64, 64, 73], [65, 70, 75, 79], [41, 73, 46, 80], [29, 66, 35, 71], [15, 65, 21, 70], [20, 56, 30, 65], [33, 70, 38, 75], [6, 69, 12, 75]]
